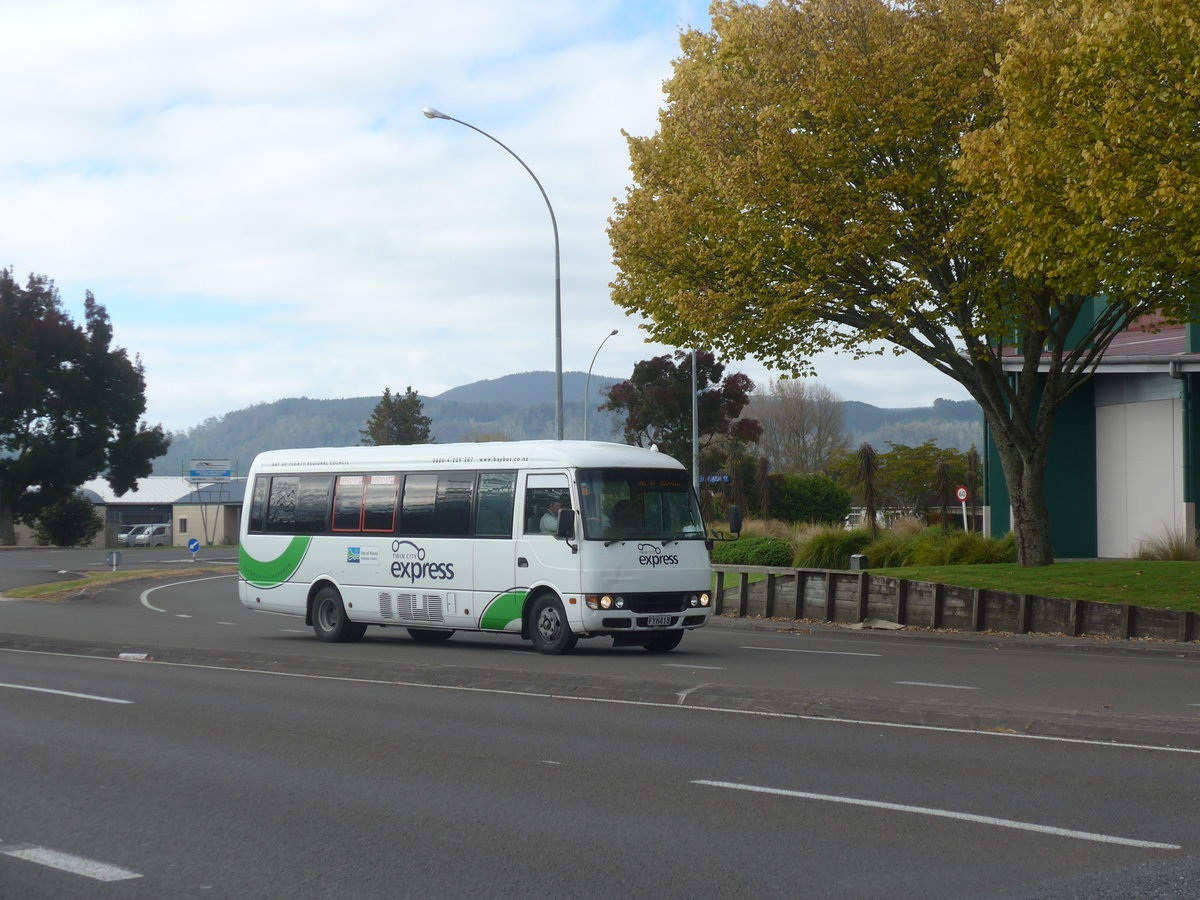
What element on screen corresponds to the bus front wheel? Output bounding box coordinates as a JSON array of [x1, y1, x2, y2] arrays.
[[312, 586, 367, 643], [529, 595, 577, 655]]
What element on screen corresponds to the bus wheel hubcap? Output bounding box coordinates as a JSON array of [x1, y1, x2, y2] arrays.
[[537, 608, 559, 640]]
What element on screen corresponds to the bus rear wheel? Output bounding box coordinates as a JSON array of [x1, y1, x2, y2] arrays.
[[529, 595, 577, 655], [642, 631, 684, 653], [312, 586, 366, 643]]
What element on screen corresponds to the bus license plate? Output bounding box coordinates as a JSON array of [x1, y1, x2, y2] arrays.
[[647, 615, 671, 627]]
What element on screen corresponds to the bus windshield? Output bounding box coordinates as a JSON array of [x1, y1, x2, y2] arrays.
[[577, 467, 705, 542]]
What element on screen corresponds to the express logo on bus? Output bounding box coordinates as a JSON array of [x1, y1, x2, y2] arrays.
[[637, 543, 680, 567], [390, 540, 456, 583]]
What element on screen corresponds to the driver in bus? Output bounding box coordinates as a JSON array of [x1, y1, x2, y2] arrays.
[[540, 500, 564, 533]]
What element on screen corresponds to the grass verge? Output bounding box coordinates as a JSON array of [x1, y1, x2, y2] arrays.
[[859, 561, 1200, 612], [3, 566, 239, 601]]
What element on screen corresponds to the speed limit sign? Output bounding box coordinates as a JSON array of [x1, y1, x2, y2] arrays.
[[955, 486, 969, 502]]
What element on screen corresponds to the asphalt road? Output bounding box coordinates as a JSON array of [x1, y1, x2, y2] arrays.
[[2, 552, 1199, 898]]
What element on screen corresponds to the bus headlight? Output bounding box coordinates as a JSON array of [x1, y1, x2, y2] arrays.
[[690, 592, 711, 607], [586, 594, 623, 610]]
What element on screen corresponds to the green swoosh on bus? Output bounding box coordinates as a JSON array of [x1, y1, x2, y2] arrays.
[[239, 536, 312, 588], [480, 590, 528, 631]]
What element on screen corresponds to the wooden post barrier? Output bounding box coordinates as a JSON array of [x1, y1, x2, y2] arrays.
[[896, 579, 909, 626]]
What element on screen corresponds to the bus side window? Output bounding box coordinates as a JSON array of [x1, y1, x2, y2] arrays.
[[476, 472, 515, 537], [249, 476, 269, 533], [363, 474, 399, 532], [523, 474, 571, 535], [434, 472, 474, 535], [267, 475, 332, 534], [401, 473, 437, 534], [332, 475, 365, 531]]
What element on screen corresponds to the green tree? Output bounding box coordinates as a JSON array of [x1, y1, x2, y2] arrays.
[[829, 441, 968, 522], [599, 350, 761, 468], [360, 386, 432, 446], [857, 443, 879, 540], [0, 271, 170, 545], [33, 492, 104, 547], [607, 0, 1200, 565], [766, 473, 850, 525]]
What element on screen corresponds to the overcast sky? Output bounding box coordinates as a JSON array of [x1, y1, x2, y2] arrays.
[[3, 0, 971, 434]]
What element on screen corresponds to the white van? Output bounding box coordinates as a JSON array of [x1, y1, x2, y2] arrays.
[[135, 524, 172, 547]]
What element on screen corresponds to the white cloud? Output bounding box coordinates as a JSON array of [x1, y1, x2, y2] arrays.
[[1, 0, 971, 432]]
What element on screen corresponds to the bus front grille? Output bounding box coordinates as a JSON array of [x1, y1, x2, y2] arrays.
[[626, 593, 689, 614]]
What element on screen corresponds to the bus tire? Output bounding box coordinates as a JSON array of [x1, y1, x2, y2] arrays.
[[529, 595, 577, 655], [312, 585, 366, 643], [642, 631, 684, 653], [408, 627, 454, 643]]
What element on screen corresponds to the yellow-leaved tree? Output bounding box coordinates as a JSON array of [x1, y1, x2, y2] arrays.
[[956, 0, 1199, 298], [608, 0, 1200, 566]]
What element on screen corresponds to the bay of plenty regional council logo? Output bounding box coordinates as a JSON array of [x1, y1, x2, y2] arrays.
[[346, 546, 379, 565]]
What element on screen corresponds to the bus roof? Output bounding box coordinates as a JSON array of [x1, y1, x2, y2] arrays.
[[248, 441, 688, 473]]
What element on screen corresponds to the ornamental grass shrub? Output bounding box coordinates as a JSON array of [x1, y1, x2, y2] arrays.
[[904, 529, 1016, 566], [793, 527, 872, 570], [1135, 525, 1200, 561], [723, 519, 1016, 570]]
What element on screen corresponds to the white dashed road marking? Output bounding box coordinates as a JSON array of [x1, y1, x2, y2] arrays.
[[894, 681, 979, 691], [1, 843, 142, 881], [0, 682, 132, 704], [742, 646, 881, 657]]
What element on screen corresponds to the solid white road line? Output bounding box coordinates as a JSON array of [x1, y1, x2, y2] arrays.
[[140, 573, 237, 613], [1, 843, 142, 881], [0, 682, 132, 704], [742, 646, 881, 657], [692, 780, 1181, 850], [894, 681, 979, 690], [662, 663, 726, 670], [5, 647, 1200, 756]]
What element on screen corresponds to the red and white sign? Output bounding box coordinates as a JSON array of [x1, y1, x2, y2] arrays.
[[955, 486, 969, 502]]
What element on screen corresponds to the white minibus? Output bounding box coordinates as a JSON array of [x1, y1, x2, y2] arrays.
[[237, 441, 737, 654]]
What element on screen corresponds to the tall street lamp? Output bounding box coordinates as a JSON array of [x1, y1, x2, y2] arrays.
[[584, 328, 618, 440], [691, 348, 700, 499], [422, 107, 564, 440]]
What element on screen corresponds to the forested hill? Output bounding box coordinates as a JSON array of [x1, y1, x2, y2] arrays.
[[841, 397, 983, 452], [153, 372, 625, 477], [151, 372, 982, 476]]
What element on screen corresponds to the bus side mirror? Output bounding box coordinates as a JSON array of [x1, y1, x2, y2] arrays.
[[556, 508, 576, 541], [728, 505, 743, 535]]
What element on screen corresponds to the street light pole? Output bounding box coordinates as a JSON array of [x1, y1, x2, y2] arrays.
[[584, 328, 618, 440], [422, 107, 564, 440], [692, 348, 700, 499]]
